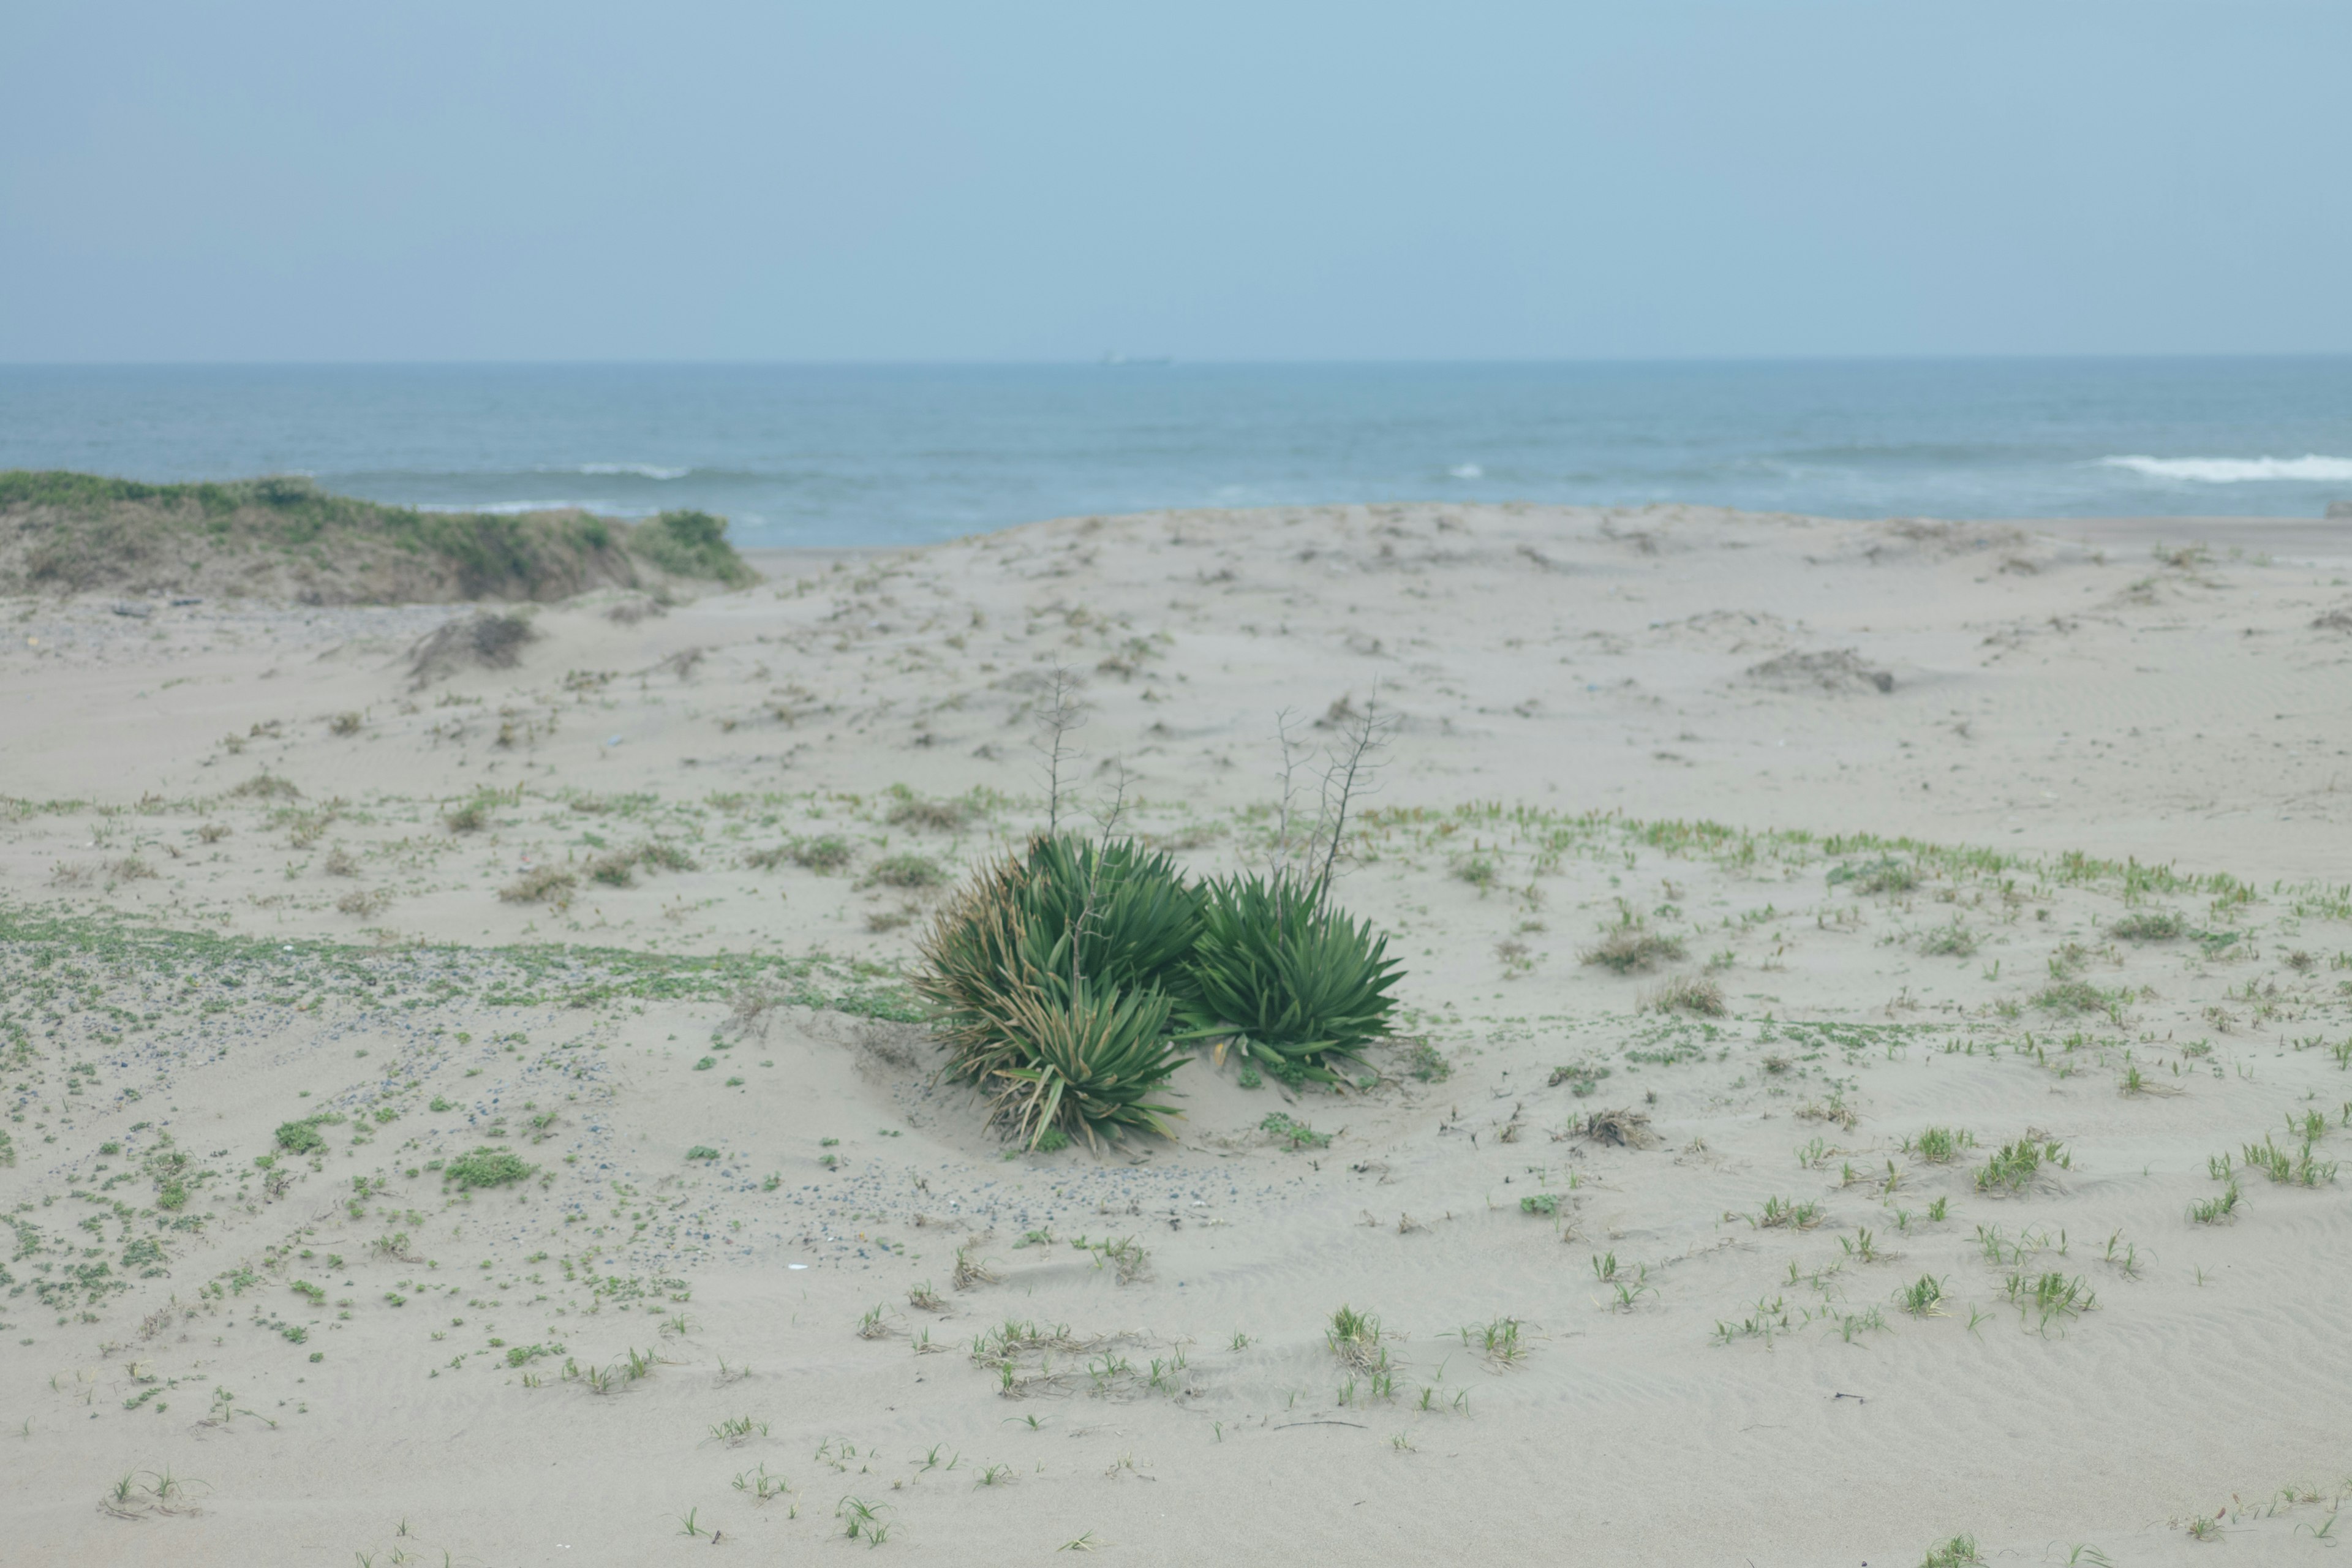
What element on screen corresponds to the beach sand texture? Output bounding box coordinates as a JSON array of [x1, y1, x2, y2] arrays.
[[4, 501, 2351, 1566]]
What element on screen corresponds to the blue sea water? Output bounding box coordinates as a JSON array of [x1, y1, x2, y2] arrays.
[[1, 360, 2347, 548]]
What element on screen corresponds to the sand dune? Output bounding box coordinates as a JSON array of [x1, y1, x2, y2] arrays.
[[4, 502, 2351, 1566]]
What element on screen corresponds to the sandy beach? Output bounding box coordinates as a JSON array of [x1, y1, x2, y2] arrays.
[[5, 499, 2352, 1566]]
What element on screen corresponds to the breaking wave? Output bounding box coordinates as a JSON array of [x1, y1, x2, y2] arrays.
[[2100, 454, 2352, 483], [563, 462, 690, 480], [413, 498, 614, 515]]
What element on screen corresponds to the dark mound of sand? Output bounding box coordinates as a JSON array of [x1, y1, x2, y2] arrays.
[[408, 609, 539, 685], [1744, 648, 1895, 694]]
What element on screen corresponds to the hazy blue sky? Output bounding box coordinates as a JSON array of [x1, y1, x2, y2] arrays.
[[5, 2, 2347, 362]]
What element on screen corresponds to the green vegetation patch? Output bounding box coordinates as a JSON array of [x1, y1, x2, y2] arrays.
[[628, 509, 756, 588], [1259, 1112, 1331, 1151], [274, 1120, 328, 1156], [2109, 909, 2185, 942], [443, 1147, 534, 1189], [0, 900, 921, 1020], [0, 471, 753, 601]]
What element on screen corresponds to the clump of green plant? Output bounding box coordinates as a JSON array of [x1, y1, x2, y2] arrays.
[[1406, 1041, 1451, 1082], [791, 834, 854, 871], [1084, 1235, 1150, 1284], [1754, 1196, 1823, 1229], [443, 1147, 533, 1189], [274, 1118, 328, 1155], [916, 698, 1404, 1139], [630, 508, 756, 587], [1903, 1126, 1974, 1164], [1975, 1138, 2068, 1194], [864, 853, 946, 890], [2242, 1134, 2337, 1186], [916, 834, 1199, 1150], [2110, 908, 2185, 942], [1580, 920, 1685, 974], [1179, 869, 1402, 1082], [1918, 920, 1977, 957], [834, 1494, 891, 1546], [2008, 1270, 2095, 1332], [1549, 1061, 1611, 1096], [1326, 1304, 1385, 1370], [2190, 1182, 2241, 1224], [586, 841, 696, 887], [444, 790, 500, 832], [885, 789, 967, 832], [1261, 1112, 1331, 1151], [1918, 1534, 1983, 1568], [1830, 857, 1919, 895], [1898, 1275, 1945, 1317], [1642, 973, 1724, 1016], [1463, 1316, 1526, 1367], [2033, 980, 2111, 1015], [746, 834, 854, 873]]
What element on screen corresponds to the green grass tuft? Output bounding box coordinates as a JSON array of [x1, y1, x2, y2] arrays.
[[2033, 980, 2113, 1015], [442, 1147, 533, 1189], [1260, 1112, 1331, 1151], [1829, 857, 1920, 895], [1919, 1534, 1983, 1568], [1976, 1139, 2068, 1194], [2109, 908, 2185, 941], [1643, 973, 1724, 1016], [865, 853, 948, 890]]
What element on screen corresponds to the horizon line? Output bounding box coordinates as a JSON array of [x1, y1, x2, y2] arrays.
[[6, 351, 2352, 371]]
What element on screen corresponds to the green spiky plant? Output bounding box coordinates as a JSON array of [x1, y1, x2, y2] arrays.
[[1014, 835, 1202, 996], [915, 834, 1199, 1150], [918, 690, 1405, 1136], [1177, 870, 1402, 1083], [986, 974, 1186, 1147]]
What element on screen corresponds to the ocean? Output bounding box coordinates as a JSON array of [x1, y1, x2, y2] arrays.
[[2, 359, 2346, 548]]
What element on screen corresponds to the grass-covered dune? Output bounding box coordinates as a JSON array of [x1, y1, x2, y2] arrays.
[[0, 470, 757, 603]]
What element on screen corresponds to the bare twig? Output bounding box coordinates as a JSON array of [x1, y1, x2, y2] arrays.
[[1270, 707, 1306, 878], [1068, 763, 1131, 1003], [1090, 760, 1132, 844], [1311, 684, 1390, 908], [1033, 667, 1088, 835]]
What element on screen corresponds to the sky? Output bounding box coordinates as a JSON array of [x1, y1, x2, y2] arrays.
[[4, 1, 2349, 363]]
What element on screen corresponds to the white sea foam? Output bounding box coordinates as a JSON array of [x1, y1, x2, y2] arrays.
[[2101, 454, 2352, 484], [567, 462, 689, 480], [1448, 462, 1483, 480], [414, 498, 614, 515]]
